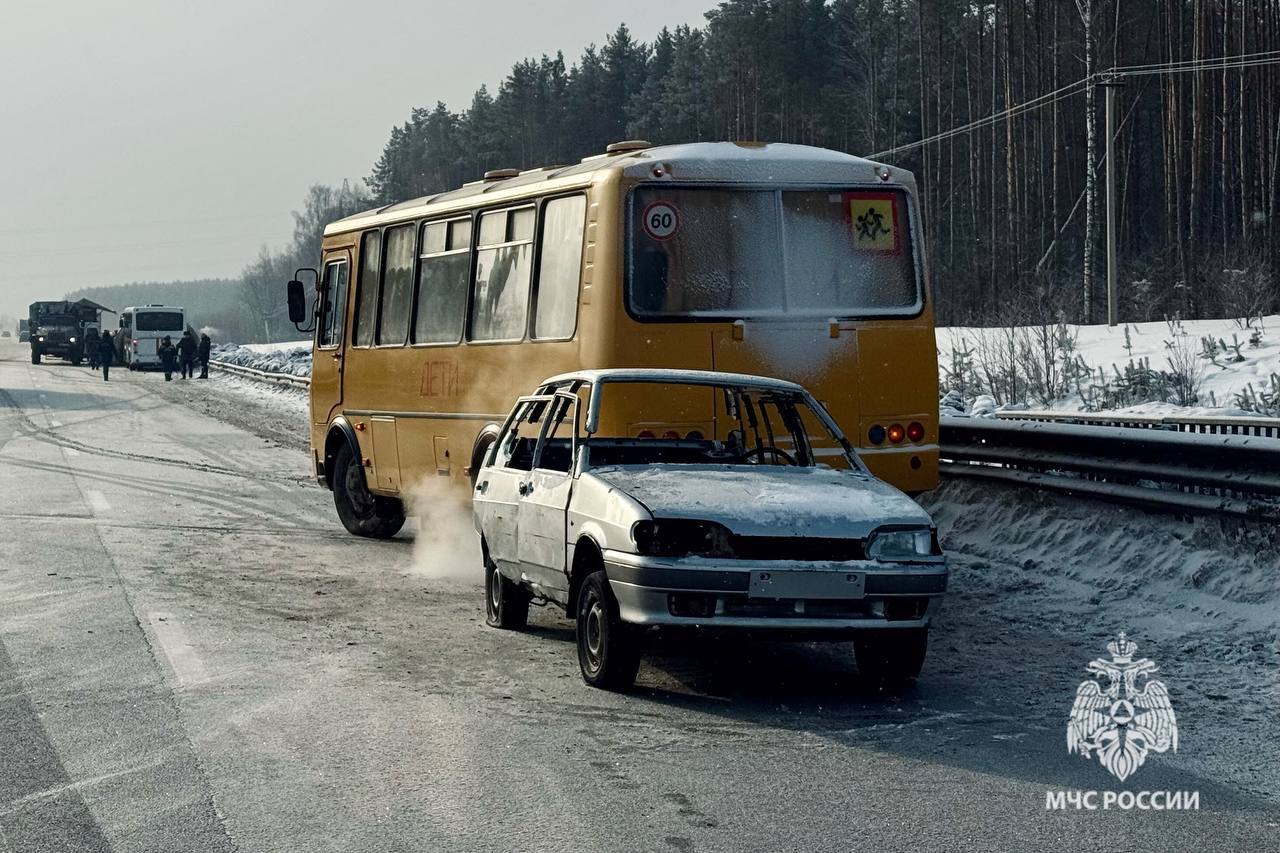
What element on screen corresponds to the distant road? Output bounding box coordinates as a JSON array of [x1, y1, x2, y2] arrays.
[[0, 341, 1275, 853]]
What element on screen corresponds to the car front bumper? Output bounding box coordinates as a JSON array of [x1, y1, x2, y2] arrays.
[[603, 550, 947, 631]]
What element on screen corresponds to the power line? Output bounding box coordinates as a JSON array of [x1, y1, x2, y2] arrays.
[[868, 49, 1280, 161]]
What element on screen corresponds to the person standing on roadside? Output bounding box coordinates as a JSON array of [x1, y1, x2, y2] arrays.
[[158, 335, 178, 381], [98, 330, 115, 382], [85, 326, 100, 370], [197, 332, 212, 379], [177, 329, 198, 380]]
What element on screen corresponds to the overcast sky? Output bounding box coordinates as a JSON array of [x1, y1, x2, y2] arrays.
[[0, 0, 709, 321]]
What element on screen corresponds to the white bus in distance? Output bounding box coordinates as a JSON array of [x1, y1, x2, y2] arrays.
[[119, 305, 186, 370]]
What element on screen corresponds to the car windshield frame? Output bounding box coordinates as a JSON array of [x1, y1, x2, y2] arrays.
[[531, 376, 867, 474], [624, 182, 926, 323]]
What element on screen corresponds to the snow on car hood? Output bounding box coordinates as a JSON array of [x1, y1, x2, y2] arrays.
[[589, 465, 932, 538]]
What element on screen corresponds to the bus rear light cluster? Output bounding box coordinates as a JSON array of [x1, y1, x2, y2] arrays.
[[868, 421, 926, 446]]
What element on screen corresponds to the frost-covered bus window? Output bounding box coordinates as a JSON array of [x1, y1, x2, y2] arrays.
[[470, 207, 534, 341], [414, 217, 470, 344], [378, 224, 414, 346], [630, 190, 783, 316], [782, 191, 916, 312], [354, 229, 381, 346], [628, 187, 919, 319], [533, 195, 585, 340]]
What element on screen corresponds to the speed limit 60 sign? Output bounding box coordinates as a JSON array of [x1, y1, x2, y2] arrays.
[[642, 201, 681, 240]]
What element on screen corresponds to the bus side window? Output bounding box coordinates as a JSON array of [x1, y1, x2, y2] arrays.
[[532, 195, 585, 341], [413, 217, 470, 344], [319, 260, 348, 348], [469, 207, 534, 342], [377, 224, 414, 346], [353, 229, 381, 347]]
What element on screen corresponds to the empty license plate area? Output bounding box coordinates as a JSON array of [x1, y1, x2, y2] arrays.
[[748, 570, 866, 600]]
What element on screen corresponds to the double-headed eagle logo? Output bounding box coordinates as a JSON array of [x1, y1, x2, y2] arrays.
[[1067, 633, 1178, 782]]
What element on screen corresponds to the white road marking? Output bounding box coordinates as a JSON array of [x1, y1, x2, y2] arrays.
[[84, 490, 111, 515], [147, 612, 209, 688]]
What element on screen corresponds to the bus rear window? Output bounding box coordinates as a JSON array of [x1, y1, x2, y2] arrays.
[[627, 187, 920, 320], [135, 312, 184, 331]]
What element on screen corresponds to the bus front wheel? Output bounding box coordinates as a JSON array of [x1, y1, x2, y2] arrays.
[[332, 443, 405, 539]]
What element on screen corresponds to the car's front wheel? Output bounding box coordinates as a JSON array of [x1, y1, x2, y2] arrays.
[[331, 443, 405, 538], [576, 570, 641, 690], [854, 628, 928, 687], [484, 549, 529, 629]]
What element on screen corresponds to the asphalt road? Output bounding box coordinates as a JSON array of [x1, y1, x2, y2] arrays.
[[1, 341, 1276, 853]]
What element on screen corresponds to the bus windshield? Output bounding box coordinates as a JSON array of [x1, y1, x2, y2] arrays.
[[135, 311, 184, 331], [627, 187, 920, 320]]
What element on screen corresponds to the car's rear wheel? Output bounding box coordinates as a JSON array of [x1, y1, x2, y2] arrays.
[[332, 443, 405, 538], [576, 570, 641, 691], [854, 628, 928, 687], [484, 549, 529, 629]]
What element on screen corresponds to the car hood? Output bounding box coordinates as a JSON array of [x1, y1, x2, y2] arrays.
[[589, 465, 932, 538]]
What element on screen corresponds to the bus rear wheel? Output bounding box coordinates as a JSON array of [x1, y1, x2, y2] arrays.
[[332, 443, 405, 539]]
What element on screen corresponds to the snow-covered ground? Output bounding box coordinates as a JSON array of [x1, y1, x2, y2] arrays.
[[938, 315, 1280, 417], [921, 478, 1279, 802], [212, 341, 312, 377]]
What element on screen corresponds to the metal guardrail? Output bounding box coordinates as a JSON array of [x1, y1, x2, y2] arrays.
[[208, 358, 311, 389], [940, 417, 1280, 520], [993, 409, 1280, 438]]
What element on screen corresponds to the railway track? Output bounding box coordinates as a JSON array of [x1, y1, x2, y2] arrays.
[[208, 361, 1280, 521]]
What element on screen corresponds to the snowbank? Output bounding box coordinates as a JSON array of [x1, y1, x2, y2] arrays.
[[938, 315, 1280, 417], [212, 341, 312, 377]]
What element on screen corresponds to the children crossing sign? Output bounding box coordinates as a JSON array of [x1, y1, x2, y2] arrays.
[[847, 193, 901, 254]]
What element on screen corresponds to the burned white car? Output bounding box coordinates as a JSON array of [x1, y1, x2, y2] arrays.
[[472, 369, 947, 690]]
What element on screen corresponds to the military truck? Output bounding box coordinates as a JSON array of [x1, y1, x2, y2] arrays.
[[28, 299, 114, 365]]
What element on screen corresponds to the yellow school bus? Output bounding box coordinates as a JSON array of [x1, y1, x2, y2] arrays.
[[293, 141, 938, 537]]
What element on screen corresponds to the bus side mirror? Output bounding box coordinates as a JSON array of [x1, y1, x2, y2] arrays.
[[287, 280, 306, 324]]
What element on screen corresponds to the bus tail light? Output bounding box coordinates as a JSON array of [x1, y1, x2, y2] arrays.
[[907, 421, 925, 442], [132, 339, 139, 351], [887, 424, 906, 444], [868, 425, 886, 445]]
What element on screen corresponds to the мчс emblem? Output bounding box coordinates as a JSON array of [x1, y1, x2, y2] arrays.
[[1067, 633, 1178, 782]]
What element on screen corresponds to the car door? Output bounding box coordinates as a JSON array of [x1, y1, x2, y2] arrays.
[[473, 396, 550, 577], [517, 393, 579, 599]]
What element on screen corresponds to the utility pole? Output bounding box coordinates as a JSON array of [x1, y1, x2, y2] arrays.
[[1101, 75, 1125, 326]]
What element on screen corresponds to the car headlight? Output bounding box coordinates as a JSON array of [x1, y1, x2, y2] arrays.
[[37, 336, 45, 342], [866, 528, 934, 560], [632, 519, 734, 558], [69, 336, 77, 343]]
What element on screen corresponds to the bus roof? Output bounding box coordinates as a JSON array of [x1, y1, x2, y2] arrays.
[[324, 141, 903, 238]]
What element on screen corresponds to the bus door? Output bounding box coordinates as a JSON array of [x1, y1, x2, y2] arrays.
[[313, 253, 351, 426], [711, 321, 861, 443]]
